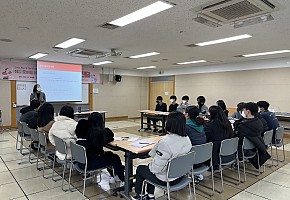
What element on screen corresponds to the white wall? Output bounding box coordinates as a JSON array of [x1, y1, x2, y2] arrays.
[[0, 80, 11, 126]]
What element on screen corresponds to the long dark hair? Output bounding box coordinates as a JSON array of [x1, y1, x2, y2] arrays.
[[87, 112, 105, 149], [209, 105, 233, 137], [216, 100, 229, 117], [37, 103, 54, 127], [185, 106, 204, 126], [165, 111, 187, 136], [33, 84, 40, 93]]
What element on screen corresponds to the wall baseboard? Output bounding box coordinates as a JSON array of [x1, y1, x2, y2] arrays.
[[129, 117, 141, 120], [106, 116, 128, 122]]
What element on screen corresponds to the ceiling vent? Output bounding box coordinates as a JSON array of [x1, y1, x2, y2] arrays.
[[67, 48, 122, 59], [194, 0, 276, 24], [99, 23, 119, 30]]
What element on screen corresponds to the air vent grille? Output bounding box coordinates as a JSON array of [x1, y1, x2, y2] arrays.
[[99, 23, 119, 30]]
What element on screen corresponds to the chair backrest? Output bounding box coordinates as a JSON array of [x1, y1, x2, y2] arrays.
[[167, 151, 195, 179], [30, 129, 39, 141], [53, 135, 67, 155], [275, 127, 284, 140], [22, 122, 31, 136], [191, 142, 213, 164], [263, 130, 273, 146], [243, 137, 255, 150], [220, 137, 239, 156], [70, 142, 87, 164], [0, 110, 2, 119], [38, 131, 47, 147], [17, 121, 24, 136]]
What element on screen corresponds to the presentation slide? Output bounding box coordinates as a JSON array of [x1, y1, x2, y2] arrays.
[[37, 61, 82, 102]]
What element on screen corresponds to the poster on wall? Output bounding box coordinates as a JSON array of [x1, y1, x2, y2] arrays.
[[82, 67, 101, 83], [0, 60, 37, 81]]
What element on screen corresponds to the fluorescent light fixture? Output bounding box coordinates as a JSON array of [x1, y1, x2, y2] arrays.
[[109, 1, 174, 27], [195, 34, 252, 47], [242, 50, 290, 57], [129, 52, 160, 59], [136, 66, 156, 70], [177, 60, 206, 65], [54, 38, 85, 49], [28, 53, 48, 59], [93, 61, 113, 65]]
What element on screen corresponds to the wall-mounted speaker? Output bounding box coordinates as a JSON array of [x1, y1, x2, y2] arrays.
[[115, 75, 122, 82]]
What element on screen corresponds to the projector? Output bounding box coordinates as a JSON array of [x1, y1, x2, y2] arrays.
[[110, 49, 122, 57]]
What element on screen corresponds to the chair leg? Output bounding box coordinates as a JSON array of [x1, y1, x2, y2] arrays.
[[270, 145, 273, 166], [43, 150, 47, 179], [36, 145, 40, 170], [220, 167, 224, 193], [242, 160, 246, 182], [16, 133, 19, 150], [167, 183, 171, 200], [275, 146, 279, 166], [257, 151, 261, 175], [20, 137, 23, 154], [28, 140, 33, 163], [237, 159, 241, 184], [188, 183, 192, 200], [61, 162, 67, 191], [211, 165, 215, 194], [192, 179, 196, 200], [82, 170, 87, 200], [281, 140, 285, 162], [68, 161, 73, 191], [52, 154, 56, 181]]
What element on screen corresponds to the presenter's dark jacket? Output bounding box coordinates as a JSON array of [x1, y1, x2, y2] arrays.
[[155, 102, 167, 112], [30, 92, 46, 104]]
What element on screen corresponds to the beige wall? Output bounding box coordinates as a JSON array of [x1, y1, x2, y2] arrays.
[[175, 67, 290, 111], [0, 80, 11, 126], [92, 75, 148, 118]]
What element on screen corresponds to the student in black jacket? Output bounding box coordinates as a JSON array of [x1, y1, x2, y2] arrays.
[[76, 112, 124, 184], [205, 106, 234, 170], [234, 102, 270, 168], [168, 95, 178, 112], [19, 100, 40, 129], [146, 96, 167, 132]]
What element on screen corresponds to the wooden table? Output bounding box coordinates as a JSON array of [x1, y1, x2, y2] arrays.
[[74, 111, 107, 124], [139, 110, 169, 133], [106, 132, 163, 199]]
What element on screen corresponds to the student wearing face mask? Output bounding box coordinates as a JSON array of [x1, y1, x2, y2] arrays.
[[197, 96, 209, 115], [145, 96, 167, 133], [168, 95, 178, 112], [176, 95, 191, 113], [30, 84, 46, 104]]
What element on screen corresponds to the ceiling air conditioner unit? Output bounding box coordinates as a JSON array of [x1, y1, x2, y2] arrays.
[[198, 0, 276, 24]]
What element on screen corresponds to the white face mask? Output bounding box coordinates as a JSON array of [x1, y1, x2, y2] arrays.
[[241, 111, 247, 118], [170, 99, 174, 103], [182, 100, 187, 104]]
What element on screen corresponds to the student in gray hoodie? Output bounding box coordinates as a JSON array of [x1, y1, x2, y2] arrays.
[[132, 112, 192, 200]]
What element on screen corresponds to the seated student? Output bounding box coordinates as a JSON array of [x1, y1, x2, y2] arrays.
[[257, 101, 280, 142], [185, 106, 206, 146], [76, 112, 124, 190], [37, 103, 55, 149], [205, 106, 234, 170], [230, 102, 245, 120], [146, 96, 167, 132], [132, 112, 192, 200], [217, 100, 229, 117], [168, 95, 178, 112], [234, 102, 270, 168], [20, 100, 40, 129], [197, 96, 209, 115], [176, 95, 191, 113], [49, 106, 77, 160]]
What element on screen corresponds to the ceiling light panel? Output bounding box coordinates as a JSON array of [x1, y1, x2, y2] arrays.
[[28, 53, 48, 59], [109, 1, 174, 27], [177, 60, 206, 65], [136, 66, 157, 69], [129, 52, 160, 59], [195, 34, 252, 46], [93, 61, 113, 65], [54, 38, 86, 49], [242, 50, 290, 57]]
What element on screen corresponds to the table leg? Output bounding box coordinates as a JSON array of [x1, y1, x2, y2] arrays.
[[141, 113, 144, 130], [119, 151, 133, 199]]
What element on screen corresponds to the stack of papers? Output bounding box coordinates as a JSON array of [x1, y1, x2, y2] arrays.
[[130, 139, 155, 148]]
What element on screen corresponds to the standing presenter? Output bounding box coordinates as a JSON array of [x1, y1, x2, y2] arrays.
[[30, 84, 46, 104]]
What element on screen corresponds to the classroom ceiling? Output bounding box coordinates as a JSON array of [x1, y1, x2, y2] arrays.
[[0, 0, 290, 71]]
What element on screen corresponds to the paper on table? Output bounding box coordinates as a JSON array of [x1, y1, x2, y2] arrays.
[[114, 136, 129, 141], [130, 139, 155, 148], [127, 137, 139, 142]]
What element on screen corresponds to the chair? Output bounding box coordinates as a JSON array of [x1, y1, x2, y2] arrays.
[[191, 142, 214, 196], [68, 142, 114, 199], [272, 127, 285, 163], [241, 138, 260, 182], [16, 120, 24, 150], [52, 135, 70, 191], [141, 151, 196, 200], [19, 122, 32, 155], [37, 131, 52, 177], [219, 137, 240, 192], [263, 130, 274, 167], [28, 128, 39, 164]]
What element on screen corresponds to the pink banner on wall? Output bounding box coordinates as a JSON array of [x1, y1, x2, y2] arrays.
[[0, 61, 37, 81], [82, 67, 101, 83]]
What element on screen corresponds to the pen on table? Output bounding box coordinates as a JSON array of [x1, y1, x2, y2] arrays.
[[139, 142, 150, 144]]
